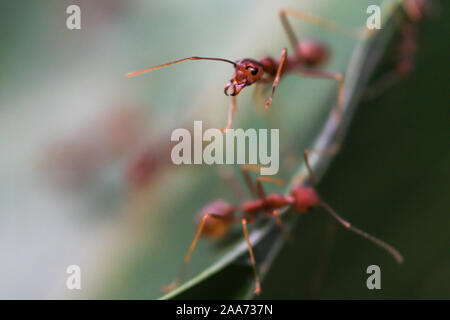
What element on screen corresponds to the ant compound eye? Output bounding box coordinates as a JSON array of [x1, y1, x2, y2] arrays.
[[251, 68, 258, 76]]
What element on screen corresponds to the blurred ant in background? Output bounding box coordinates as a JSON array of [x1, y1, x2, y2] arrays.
[[42, 103, 174, 195], [41, 105, 148, 188], [396, 0, 434, 77], [365, 0, 436, 98], [162, 149, 403, 295], [125, 137, 173, 193]]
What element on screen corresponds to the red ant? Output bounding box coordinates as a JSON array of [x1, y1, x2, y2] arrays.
[[162, 148, 404, 295], [126, 136, 175, 191], [365, 0, 433, 98], [126, 8, 370, 131], [395, 0, 432, 77]]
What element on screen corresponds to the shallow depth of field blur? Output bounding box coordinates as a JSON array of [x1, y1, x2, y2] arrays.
[[0, 0, 448, 299]]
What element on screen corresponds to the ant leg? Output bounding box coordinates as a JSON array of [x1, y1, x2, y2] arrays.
[[255, 175, 285, 199], [241, 164, 259, 199], [265, 48, 287, 108], [293, 172, 308, 185], [242, 164, 266, 172], [255, 176, 286, 200], [241, 165, 285, 197], [279, 8, 370, 42], [269, 209, 293, 241], [295, 68, 345, 186], [255, 177, 267, 200], [242, 166, 268, 199], [221, 95, 236, 132], [295, 68, 345, 121], [303, 147, 339, 188], [162, 213, 234, 293], [252, 79, 271, 107], [241, 218, 261, 295], [270, 210, 283, 227], [241, 164, 286, 199], [295, 68, 347, 153], [279, 9, 300, 52], [256, 176, 286, 186]]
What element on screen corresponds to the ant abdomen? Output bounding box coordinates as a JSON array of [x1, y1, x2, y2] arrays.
[[296, 39, 329, 67], [195, 200, 235, 239]]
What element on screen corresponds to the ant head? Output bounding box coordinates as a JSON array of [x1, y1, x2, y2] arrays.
[[224, 59, 264, 96], [297, 40, 329, 67], [290, 185, 319, 213], [196, 200, 235, 239]]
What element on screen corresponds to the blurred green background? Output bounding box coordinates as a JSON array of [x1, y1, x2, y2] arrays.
[[0, 0, 448, 299]]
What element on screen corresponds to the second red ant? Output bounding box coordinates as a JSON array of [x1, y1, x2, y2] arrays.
[[162, 149, 404, 295]]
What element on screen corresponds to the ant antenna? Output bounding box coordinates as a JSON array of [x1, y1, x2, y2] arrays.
[[319, 201, 404, 264], [303, 148, 403, 264], [126, 56, 236, 78]]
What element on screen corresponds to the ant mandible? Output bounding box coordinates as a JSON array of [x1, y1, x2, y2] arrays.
[[127, 8, 369, 131], [162, 148, 404, 295]]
